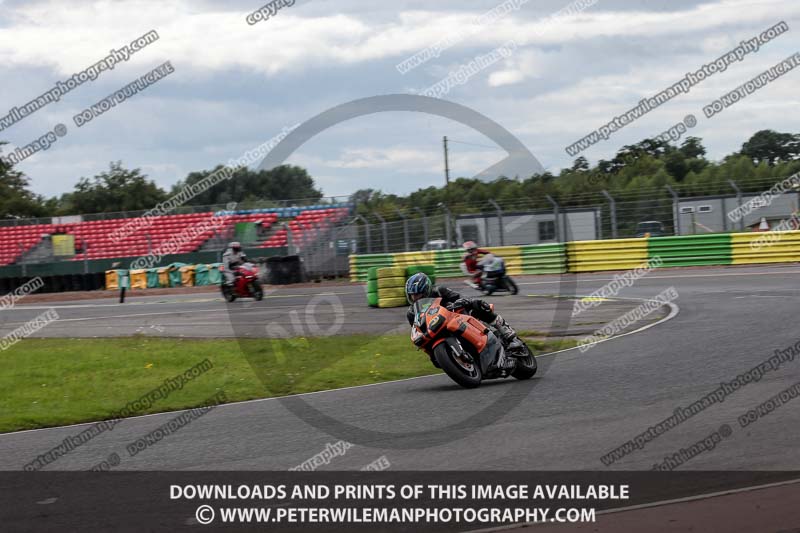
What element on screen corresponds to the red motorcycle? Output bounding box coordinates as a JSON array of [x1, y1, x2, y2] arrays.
[[221, 263, 264, 302]]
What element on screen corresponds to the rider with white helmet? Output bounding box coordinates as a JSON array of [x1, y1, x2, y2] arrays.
[[461, 241, 490, 289], [222, 241, 247, 286]]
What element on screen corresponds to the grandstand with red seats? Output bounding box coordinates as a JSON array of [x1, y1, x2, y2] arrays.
[[0, 204, 352, 266]]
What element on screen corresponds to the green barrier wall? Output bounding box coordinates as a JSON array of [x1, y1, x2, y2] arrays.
[[521, 244, 567, 274], [648, 234, 732, 267]]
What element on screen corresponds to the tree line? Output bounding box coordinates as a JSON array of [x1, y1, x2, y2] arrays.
[[1, 129, 799, 220], [352, 129, 800, 219], [0, 148, 322, 219]]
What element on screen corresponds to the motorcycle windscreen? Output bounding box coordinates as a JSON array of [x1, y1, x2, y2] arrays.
[[411, 298, 437, 326]]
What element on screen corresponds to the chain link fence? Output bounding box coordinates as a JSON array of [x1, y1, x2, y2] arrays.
[[5, 177, 800, 280], [336, 176, 800, 256]]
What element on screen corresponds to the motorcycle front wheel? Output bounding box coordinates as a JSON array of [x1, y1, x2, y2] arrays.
[[434, 340, 482, 388], [221, 284, 237, 303]]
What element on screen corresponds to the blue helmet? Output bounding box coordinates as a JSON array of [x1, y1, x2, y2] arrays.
[[405, 273, 432, 303]]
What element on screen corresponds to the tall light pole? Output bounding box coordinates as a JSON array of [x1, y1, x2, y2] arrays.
[[443, 136, 450, 187]]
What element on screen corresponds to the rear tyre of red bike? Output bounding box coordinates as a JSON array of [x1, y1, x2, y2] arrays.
[[251, 280, 264, 301]]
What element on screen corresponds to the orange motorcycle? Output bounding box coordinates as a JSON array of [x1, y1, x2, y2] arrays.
[[410, 297, 537, 388]]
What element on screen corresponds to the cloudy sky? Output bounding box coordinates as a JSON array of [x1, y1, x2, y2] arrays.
[[0, 0, 798, 200]]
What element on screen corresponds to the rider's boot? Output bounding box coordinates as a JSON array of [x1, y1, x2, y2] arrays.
[[491, 315, 524, 352], [464, 273, 480, 290]]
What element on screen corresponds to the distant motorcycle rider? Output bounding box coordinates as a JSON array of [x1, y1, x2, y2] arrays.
[[404, 273, 522, 350], [461, 241, 490, 289], [222, 241, 247, 286]]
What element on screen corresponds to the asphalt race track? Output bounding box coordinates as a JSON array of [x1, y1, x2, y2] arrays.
[[0, 279, 649, 339], [2, 264, 800, 473]]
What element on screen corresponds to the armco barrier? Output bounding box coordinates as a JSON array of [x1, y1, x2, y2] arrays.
[[349, 231, 800, 284], [350, 243, 567, 281], [392, 251, 436, 268], [566, 238, 648, 272], [731, 230, 800, 264], [349, 253, 396, 282], [434, 248, 464, 279], [521, 243, 567, 274], [648, 234, 732, 267]]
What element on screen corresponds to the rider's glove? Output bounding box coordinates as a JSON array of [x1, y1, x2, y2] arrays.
[[450, 298, 472, 311]]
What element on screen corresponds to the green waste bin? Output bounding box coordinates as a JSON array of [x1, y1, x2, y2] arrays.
[[146, 268, 160, 288], [168, 263, 187, 287], [194, 264, 210, 286], [207, 263, 223, 285]]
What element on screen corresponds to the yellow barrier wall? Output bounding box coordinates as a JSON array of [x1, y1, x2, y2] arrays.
[[391, 251, 436, 268], [567, 238, 649, 272], [731, 230, 800, 264], [485, 246, 522, 275]]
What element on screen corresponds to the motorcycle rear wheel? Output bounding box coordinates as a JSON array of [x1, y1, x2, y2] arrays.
[[250, 280, 264, 301], [505, 276, 519, 295], [511, 343, 537, 380], [434, 341, 482, 388], [482, 282, 495, 296]]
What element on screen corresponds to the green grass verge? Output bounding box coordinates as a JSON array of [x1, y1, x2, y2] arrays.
[[0, 334, 574, 433]]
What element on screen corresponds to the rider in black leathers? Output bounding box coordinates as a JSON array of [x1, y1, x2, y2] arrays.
[[404, 274, 521, 349]]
